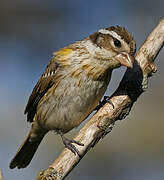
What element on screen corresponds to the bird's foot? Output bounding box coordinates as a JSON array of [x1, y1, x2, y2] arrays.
[[59, 132, 84, 157], [95, 96, 114, 111], [94, 100, 104, 111], [104, 96, 114, 109]]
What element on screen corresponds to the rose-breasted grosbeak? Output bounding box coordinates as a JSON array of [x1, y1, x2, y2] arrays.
[[10, 26, 136, 169]]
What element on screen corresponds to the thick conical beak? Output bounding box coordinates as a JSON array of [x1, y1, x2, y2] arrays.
[[115, 52, 134, 68]]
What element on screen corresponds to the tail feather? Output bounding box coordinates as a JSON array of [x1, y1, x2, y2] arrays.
[[10, 132, 45, 169]]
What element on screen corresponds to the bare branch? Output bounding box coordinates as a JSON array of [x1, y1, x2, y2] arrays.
[[37, 18, 164, 180]]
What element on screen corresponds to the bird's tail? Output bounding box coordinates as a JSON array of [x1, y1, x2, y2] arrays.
[[10, 130, 46, 169]]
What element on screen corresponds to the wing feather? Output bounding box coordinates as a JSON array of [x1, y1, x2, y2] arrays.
[[24, 58, 60, 122]]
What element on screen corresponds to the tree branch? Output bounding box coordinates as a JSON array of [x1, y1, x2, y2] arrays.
[[37, 18, 164, 180]]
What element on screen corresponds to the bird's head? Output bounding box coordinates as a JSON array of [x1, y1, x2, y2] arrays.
[[88, 26, 136, 69]]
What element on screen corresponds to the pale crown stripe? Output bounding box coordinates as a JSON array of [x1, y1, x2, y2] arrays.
[[98, 29, 122, 41]]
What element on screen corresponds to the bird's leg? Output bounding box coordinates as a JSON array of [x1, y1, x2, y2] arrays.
[[94, 100, 104, 111], [59, 131, 84, 157], [95, 96, 114, 111]]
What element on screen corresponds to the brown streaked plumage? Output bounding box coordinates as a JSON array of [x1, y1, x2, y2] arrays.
[[10, 26, 136, 169], [24, 59, 60, 122]]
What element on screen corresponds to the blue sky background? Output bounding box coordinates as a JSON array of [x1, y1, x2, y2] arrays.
[[0, 0, 164, 179]]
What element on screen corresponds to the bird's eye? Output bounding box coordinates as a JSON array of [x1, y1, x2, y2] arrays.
[[114, 39, 121, 48]]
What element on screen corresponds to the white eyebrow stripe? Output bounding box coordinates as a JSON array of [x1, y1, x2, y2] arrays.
[[98, 29, 122, 41]]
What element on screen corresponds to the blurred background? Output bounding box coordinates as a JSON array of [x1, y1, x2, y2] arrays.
[[0, 0, 164, 179]]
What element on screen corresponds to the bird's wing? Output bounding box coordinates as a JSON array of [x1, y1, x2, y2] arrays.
[[24, 48, 74, 122], [24, 57, 61, 123]]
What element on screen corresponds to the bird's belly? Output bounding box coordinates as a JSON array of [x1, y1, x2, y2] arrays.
[[36, 77, 109, 133]]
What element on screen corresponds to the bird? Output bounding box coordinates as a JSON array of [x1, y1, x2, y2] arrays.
[[10, 26, 136, 169]]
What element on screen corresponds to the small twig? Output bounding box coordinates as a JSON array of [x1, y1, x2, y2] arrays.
[[37, 18, 164, 180]]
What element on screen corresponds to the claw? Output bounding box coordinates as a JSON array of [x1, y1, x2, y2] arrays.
[[94, 100, 104, 111], [59, 131, 84, 157], [66, 143, 79, 156], [71, 139, 84, 146], [104, 96, 114, 109], [95, 96, 114, 111]]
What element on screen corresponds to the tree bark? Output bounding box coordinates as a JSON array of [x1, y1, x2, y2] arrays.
[[37, 18, 164, 180]]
